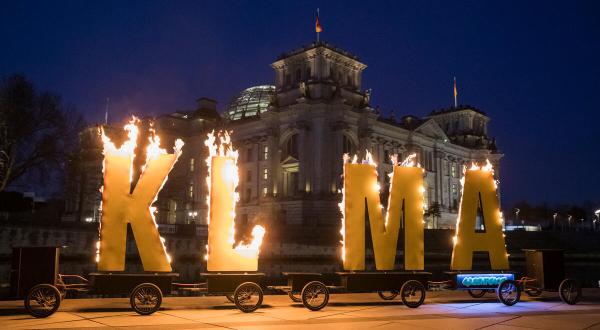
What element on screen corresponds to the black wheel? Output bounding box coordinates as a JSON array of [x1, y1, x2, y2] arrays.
[[468, 289, 486, 298], [288, 291, 302, 303], [301, 281, 329, 311], [24, 284, 61, 318], [559, 279, 581, 305], [130, 283, 162, 315], [378, 291, 398, 300], [496, 280, 520, 306], [234, 282, 263, 313], [400, 280, 426, 308], [524, 288, 543, 297], [225, 294, 235, 303]]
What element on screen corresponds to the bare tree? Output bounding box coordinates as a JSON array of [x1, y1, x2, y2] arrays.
[[0, 74, 84, 193]]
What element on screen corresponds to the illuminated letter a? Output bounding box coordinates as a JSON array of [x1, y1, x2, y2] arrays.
[[450, 167, 509, 270]]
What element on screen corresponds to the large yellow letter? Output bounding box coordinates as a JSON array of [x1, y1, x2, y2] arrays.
[[341, 154, 424, 271], [205, 132, 265, 271], [98, 121, 182, 272], [451, 161, 509, 270]]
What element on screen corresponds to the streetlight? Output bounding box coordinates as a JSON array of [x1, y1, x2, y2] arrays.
[[568, 215, 572, 231], [553, 213, 558, 232], [595, 210, 600, 232], [515, 208, 520, 229], [580, 219, 584, 232]]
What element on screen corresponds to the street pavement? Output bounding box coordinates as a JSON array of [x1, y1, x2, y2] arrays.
[[1, 290, 599, 329]]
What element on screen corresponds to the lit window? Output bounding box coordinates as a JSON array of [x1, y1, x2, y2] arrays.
[[451, 163, 457, 178], [188, 184, 194, 198], [452, 184, 457, 196], [342, 135, 354, 155], [263, 168, 268, 180], [189, 158, 195, 172], [262, 187, 268, 197], [263, 145, 269, 160]]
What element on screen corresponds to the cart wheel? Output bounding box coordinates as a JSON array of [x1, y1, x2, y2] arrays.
[[225, 294, 235, 303], [400, 280, 426, 308], [496, 280, 520, 306], [234, 282, 263, 313], [378, 291, 398, 300], [24, 284, 61, 318], [559, 279, 581, 305], [130, 283, 163, 315], [301, 281, 329, 311], [524, 288, 543, 297], [288, 291, 302, 303], [468, 289, 486, 298]]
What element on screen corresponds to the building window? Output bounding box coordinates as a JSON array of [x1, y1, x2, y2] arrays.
[[263, 168, 268, 180], [451, 163, 457, 178], [188, 184, 194, 199], [452, 183, 457, 196], [246, 170, 252, 182], [262, 145, 269, 160], [305, 67, 311, 81], [167, 200, 177, 224], [245, 188, 252, 202], [296, 68, 302, 82], [189, 158, 195, 172], [246, 147, 253, 162], [283, 134, 299, 159], [285, 74, 291, 85], [330, 67, 335, 79], [262, 186, 268, 197], [383, 149, 390, 163], [347, 75, 352, 86], [342, 135, 354, 155]]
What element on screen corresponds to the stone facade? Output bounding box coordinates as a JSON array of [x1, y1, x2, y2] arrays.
[[63, 42, 502, 231]]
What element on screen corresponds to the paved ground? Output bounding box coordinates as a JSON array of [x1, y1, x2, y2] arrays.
[[1, 290, 599, 329]]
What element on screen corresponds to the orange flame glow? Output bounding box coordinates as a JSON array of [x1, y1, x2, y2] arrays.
[[97, 116, 183, 264], [204, 130, 266, 261]]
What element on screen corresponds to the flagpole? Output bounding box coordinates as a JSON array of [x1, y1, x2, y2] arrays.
[[453, 76, 457, 108], [316, 8, 320, 42]]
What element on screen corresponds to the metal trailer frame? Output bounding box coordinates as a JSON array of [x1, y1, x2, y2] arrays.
[[13, 247, 266, 318], [517, 249, 581, 305], [428, 271, 521, 306], [271, 271, 431, 311]]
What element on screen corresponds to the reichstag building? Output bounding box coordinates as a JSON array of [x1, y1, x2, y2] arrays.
[[65, 42, 502, 232]]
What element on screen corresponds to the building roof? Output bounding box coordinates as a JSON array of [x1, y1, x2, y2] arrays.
[[276, 41, 360, 61], [225, 85, 276, 120], [429, 105, 487, 116]]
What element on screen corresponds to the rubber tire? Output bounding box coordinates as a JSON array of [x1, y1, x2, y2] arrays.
[[301, 281, 329, 311], [234, 282, 263, 313], [400, 280, 426, 308], [378, 291, 398, 300], [226, 294, 235, 303], [288, 291, 302, 303], [24, 284, 61, 318], [496, 280, 521, 306], [558, 279, 581, 305], [130, 283, 163, 315], [468, 289, 486, 298]]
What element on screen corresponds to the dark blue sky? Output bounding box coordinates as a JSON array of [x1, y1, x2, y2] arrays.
[[2, 1, 599, 205]]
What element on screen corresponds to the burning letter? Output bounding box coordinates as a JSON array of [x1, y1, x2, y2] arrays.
[[451, 161, 509, 270], [205, 131, 265, 271], [98, 118, 183, 272], [340, 153, 424, 271]]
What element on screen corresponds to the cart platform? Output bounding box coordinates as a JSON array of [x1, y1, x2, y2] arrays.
[[88, 272, 179, 295]]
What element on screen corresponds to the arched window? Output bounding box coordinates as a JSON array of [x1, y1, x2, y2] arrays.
[[283, 134, 299, 159], [295, 69, 302, 83], [342, 135, 355, 155]]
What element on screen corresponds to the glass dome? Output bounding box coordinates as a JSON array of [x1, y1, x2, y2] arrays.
[[225, 85, 276, 120]]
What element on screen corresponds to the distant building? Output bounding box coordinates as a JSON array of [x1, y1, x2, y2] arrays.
[[63, 42, 502, 231]]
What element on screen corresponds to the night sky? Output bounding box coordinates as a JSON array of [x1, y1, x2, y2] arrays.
[[1, 1, 599, 205]]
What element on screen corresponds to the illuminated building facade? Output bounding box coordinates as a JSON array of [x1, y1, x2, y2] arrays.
[[64, 42, 501, 230]]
